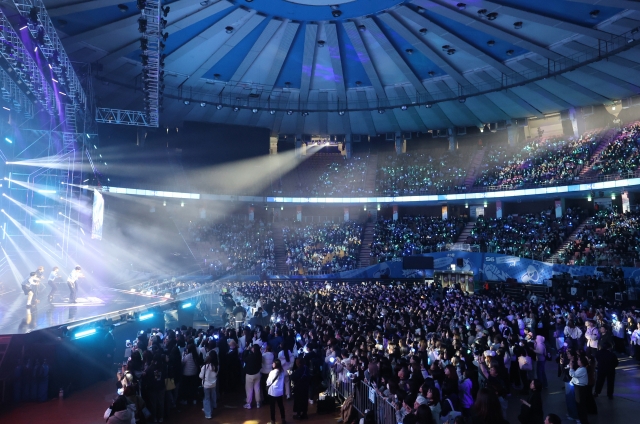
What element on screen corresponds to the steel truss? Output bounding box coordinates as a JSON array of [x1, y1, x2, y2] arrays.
[[0, 67, 34, 118], [140, 0, 162, 127], [95, 108, 154, 126], [12, 0, 86, 109], [0, 9, 55, 115]]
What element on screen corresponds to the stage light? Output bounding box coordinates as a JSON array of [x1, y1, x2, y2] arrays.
[[87, 134, 91, 138], [252, 108, 258, 113], [401, 105, 407, 110], [180, 201, 184, 207], [200, 102, 206, 107], [338, 110, 345, 116], [74, 328, 97, 339], [59, 91, 66, 96], [34, 46, 37, 53], [139, 313, 154, 321], [270, 110, 276, 115], [2, 107, 9, 111], [181, 302, 192, 309], [35, 220, 53, 224], [216, 104, 223, 110], [587, 194, 592, 201], [52, 78, 58, 83], [38, 190, 56, 194], [5, 138, 12, 143], [233, 107, 239, 112], [19, 25, 27, 30]]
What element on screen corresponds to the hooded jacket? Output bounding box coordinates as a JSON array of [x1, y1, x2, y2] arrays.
[[533, 335, 546, 361], [106, 404, 135, 424]]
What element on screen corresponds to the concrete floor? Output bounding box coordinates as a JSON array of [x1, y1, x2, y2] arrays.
[[1, 356, 639, 424]]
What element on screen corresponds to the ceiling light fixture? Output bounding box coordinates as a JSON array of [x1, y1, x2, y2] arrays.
[[355, 81, 362, 87], [200, 102, 206, 107], [338, 110, 345, 116], [590, 10, 600, 19], [332, 10, 342, 18], [378, 109, 385, 114], [442, 44, 450, 51], [486, 12, 498, 21], [487, 40, 495, 46], [447, 49, 456, 55], [233, 107, 239, 112], [428, 71, 435, 77], [317, 40, 326, 47], [252, 108, 258, 113], [216, 104, 223, 110], [358, 25, 366, 32], [405, 48, 413, 54], [506, 49, 514, 56], [401, 105, 408, 110], [417, 7, 425, 13], [456, 3, 466, 10], [302, 111, 309, 116], [513, 21, 523, 29], [225, 26, 234, 33], [118, 4, 129, 12], [183, 100, 190, 105], [425, 104, 432, 108], [477, 9, 487, 16], [458, 97, 466, 103], [419, 28, 427, 35], [287, 110, 293, 115], [270, 110, 276, 115]]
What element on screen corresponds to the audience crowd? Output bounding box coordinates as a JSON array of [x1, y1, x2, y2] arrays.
[[106, 278, 638, 424], [376, 151, 469, 196], [591, 123, 640, 176], [474, 132, 602, 188], [283, 221, 362, 274], [560, 209, 640, 267], [310, 157, 369, 197], [190, 219, 276, 275], [370, 216, 466, 260], [466, 208, 585, 261]]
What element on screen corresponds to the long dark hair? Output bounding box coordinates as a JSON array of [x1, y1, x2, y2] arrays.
[[280, 343, 290, 363], [415, 404, 436, 424], [472, 388, 504, 423], [205, 351, 219, 372]]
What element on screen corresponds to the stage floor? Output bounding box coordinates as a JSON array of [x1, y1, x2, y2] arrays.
[[0, 285, 170, 335]]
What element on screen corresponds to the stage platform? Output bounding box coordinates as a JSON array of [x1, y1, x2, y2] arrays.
[[0, 286, 171, 335]]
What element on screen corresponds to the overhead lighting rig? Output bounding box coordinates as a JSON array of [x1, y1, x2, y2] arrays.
[[12, 0, 86, 110], [0, 10, 55, 115]]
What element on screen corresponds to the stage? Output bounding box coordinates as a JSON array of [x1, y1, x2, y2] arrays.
[[0, 285, 172, 335]]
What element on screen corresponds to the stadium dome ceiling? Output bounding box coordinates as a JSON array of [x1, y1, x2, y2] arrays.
[[46, 0, 640, 135]]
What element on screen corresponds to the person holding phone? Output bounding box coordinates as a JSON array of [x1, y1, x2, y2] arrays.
[[266, 359, 286, 424]]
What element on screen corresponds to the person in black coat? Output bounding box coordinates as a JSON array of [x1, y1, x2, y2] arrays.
[[518, 379, 543, 424], [290, 357, 310, 420], [594, 342, 619, 399]]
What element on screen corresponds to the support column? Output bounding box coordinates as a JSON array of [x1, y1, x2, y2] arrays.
[[448, 128, 456, 151], [344, 134, 352, 159], [507, 119, 518, 146], [568, 108, 586, 138], [295, 135, 303, 158], [269, 136, 278, 155]]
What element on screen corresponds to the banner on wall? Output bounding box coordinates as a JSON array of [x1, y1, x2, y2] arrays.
[[91, 189, 104, 240], [393, 205, 398, 221], [442, 206, 448, 220], [496, 201, 502, 219], [555, 200, 562, 219], [344, 207, 349, 222], [296, 206, 302, 222], [248, 206, 254, 221]]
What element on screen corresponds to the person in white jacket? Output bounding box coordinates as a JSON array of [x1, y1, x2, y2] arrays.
[[277, 345, 294, 400], [584, 320, 600, 355], [261, 344, 275, 401], [199, 354, 218, 419], [266, 359, 286, 424], [630, 321, 640, 359]]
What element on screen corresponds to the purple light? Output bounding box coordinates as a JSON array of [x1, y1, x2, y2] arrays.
[[48, 64, 52, 69], [52, 78, 58, 83], [34, 46, 37, 53]]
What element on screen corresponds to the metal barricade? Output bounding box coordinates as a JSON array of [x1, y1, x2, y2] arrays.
[[326, 368, 398, 424]]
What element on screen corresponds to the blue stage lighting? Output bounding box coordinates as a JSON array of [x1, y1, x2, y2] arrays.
[[75, 328, 97, 339], [139, 313, 154, 321], [181, 302, 192, 309], [5, 138, 11, 143]]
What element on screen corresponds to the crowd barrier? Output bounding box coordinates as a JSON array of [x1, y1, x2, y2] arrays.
[[326, 367, 397, 424]]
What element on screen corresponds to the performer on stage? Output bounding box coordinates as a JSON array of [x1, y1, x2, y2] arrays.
[[23, 271, 41, 308], [47, 267, 60, 302], [67, 266, 84, 304], [36, 266, 45, 280]]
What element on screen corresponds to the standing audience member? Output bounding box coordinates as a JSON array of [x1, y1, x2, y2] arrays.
[[199, 353, 218, 419], [594, 342, 619, 399], [290, 357, 310, 420], [266, 359, 286, 424], [518, 379, 543, 424], [244, 344, 263, 409]]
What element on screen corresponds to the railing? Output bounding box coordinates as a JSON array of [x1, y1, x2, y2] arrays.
[[327, 367, 397, 424]]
